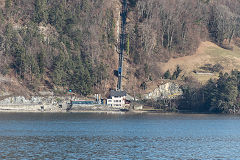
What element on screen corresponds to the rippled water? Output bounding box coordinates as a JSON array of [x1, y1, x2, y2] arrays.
[[0, 113, 240, 159]]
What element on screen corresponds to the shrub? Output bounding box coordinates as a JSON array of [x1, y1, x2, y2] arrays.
[[0, 66, 9, 76], [212, 63, 224, 72], [164, 70, 171, 79]]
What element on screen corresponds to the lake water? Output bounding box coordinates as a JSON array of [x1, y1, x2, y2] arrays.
[[0, 113, 240, 159]]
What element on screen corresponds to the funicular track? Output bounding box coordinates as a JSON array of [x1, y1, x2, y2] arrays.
[[117, 0, 127, 91]]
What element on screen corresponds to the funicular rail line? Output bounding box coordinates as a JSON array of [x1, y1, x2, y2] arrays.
[[117, 0, 127, 91]]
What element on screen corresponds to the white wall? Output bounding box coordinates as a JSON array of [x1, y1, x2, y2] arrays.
[[107, 96, 125, 107]]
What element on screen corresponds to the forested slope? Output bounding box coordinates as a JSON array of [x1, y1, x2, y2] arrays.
[[0, 0, 120, 96], [0, 0, 240, 97]]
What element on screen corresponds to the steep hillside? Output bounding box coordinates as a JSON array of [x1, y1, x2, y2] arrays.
[[122, 0, 240, 96], [0, 0, 122, 97], [0, 0, 240, 98]]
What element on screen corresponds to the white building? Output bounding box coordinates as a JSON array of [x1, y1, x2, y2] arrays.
[[107, 90, 127, 108]]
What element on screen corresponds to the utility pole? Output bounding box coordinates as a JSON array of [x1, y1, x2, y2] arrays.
[[117, 0, 127, 91]]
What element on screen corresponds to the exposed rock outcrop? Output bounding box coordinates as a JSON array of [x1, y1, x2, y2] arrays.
[[144, 82, 183, 100]]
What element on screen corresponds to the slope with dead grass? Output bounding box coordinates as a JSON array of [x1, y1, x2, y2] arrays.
[[158, 41, 240, 83]]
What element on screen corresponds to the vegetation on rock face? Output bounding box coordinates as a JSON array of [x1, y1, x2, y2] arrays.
[[1, 0, 240, 97]]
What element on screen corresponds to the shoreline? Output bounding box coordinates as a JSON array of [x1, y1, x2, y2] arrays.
[[0, 104, 128, 114], [0, 105, 237, 115], [0, 108, 233, 115], [0, 110, 236, 116]]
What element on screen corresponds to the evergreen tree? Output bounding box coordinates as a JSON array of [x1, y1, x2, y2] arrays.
[[25, 54, 40, 81], [5, 0, 12, 8], [82, 67, 92, 95], [70, 55, 85, 94], [37, 50, 45, 75], [52, 51, 67, 86], [30, 54, 40, 79], [231, 70, 240, 91], [34, 0, 48, 24], [128, 0, 137, 7], [140, 82, 147, 90], [164, 70, 171, 79], [204, 72, 239, 113], [49, 3, 66, 34], [172, 65, 182, 80], [12, 43, 26, 78], [204, 79, 218, 110], [69, 54, 94, 96], [4, 23, 15, 53]]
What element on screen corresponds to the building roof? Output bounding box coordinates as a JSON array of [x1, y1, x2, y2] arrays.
[[110, 90, 127, 97]]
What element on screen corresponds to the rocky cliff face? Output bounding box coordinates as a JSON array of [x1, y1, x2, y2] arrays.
[[144, 82, 183, 100]]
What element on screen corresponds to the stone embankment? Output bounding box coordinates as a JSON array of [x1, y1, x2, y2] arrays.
[[0, 104, 65, 112], [0, 96, 125, 113], [0, 96, 69, 112], [70, 105, 124, 113]]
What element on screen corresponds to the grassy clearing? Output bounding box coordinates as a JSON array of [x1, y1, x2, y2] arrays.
[[160, 41, 240, 84], [204, 45, 240, 71], [206, 45, 240, 58]]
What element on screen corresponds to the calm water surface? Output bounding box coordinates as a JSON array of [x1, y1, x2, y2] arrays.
[[0, 113, 240, 159]]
